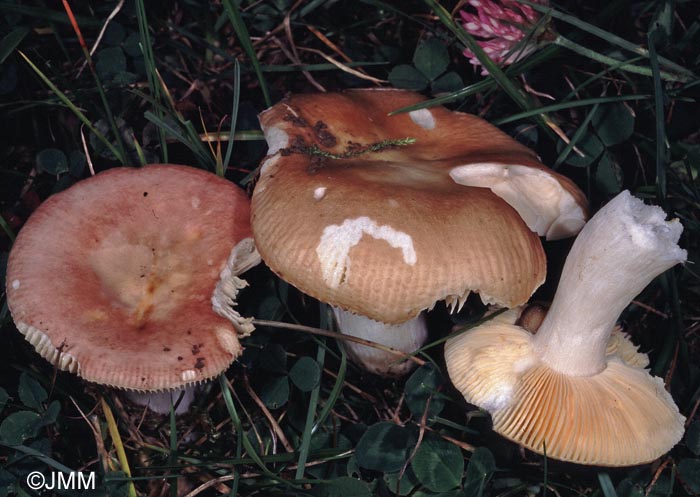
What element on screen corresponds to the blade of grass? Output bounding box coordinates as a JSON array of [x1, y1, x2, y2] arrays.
[[0, 27, 29, 64], [18, 51, 122, 161], [221, 0, 271, 107], [132, 87, 220, 167], [200, 130, 265, 142], [313, 344, 346, 433], [253, 319, 425, 367], [168, 403, 178, 497], [552, 35, 687, 83], [0, 443, 75, 473], [0, 213, 15, 243], [101, 397, 137, 497], [560, 56, 646, 104], [62, 0, 128, 165], [218, 375, 291, 486], [542, 441, 548, 497], [388, 46, 563, 114], [598, 472, 617, 497], [221, 59, 241, 177], [554, 103, 599, 167], [295, 342, 326, 480], [648, 28, 667, 205], [143, 111, 214, 167], [131, 134, 147, 167], [493, 95, 648, 125], [135, 0, 168, 162], [522, 0, 696, 80]]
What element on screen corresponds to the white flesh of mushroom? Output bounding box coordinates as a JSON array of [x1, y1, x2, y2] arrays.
[[449, 164, 586, 240]]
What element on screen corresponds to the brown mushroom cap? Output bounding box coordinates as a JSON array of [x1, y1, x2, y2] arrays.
[[445, 308, 684, 466], [6, 165, 255, 391], [252, 89, 586, 323]]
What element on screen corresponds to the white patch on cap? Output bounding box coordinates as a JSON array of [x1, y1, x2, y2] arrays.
[[181, 370, 197, 382], [259, 155, 280, 176], [11, 279, 20, 290], [316, 216, 416, 288], [262, 126, 289, 155], [313, 187, 327, 200], [449, 163, 586, 240], [409, 109, 435, 130], [191, 197, 201, 209]]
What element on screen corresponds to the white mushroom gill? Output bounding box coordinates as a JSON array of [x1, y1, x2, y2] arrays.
[[449, 164, 586, 240], [17, 322, 80, 373], [316, 217, 416, 289], [212, 237, 262, 337], [532, 190, 687, 376], [332, 307, 428, 376]]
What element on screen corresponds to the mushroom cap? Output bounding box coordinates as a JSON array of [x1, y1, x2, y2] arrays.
[[252, 90, 586, 323], [445, 309, 684, 466], [6, 165, 255, 391]]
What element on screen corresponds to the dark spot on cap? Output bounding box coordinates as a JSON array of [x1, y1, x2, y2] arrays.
[[143, 192, 148, 197], [194, 357, 205, 370], [283, 113, 308, 127], [177, 356, 183, 361], [163, 347, 171, 352], [313, 121, 337, 147]]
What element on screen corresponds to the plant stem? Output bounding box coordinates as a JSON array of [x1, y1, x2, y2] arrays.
[[553, 35, 687, 83]]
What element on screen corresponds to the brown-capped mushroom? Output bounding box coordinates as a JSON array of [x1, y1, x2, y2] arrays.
[[252, 89, 588, 376]]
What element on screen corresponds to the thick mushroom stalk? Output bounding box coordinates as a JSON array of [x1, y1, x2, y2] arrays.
[[533, 190, 687, 376], [332, 307, 427, 377]]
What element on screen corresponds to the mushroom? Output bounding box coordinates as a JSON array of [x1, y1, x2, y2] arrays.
[[445, 190, 686, 465], [6, 164, 260, 413], [252, 89, 587, 376]]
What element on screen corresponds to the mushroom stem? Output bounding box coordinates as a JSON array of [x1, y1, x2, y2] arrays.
[[332, 307, 428, 377], [125, 385, 198, 415], [532, 191, 686, 376]]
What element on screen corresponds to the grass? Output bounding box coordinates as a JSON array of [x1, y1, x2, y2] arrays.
[[0, 1, 698, 496]]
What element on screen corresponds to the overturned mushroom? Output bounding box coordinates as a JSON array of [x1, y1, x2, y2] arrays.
[[6, 165, 260, 413], [252, 89, 587, 376], [445, 190, 686, 465]]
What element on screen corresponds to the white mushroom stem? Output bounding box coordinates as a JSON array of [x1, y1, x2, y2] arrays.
[[332, 307, 428, 377], [125, 385, 199, 416], [532, 190, 687, 376]]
